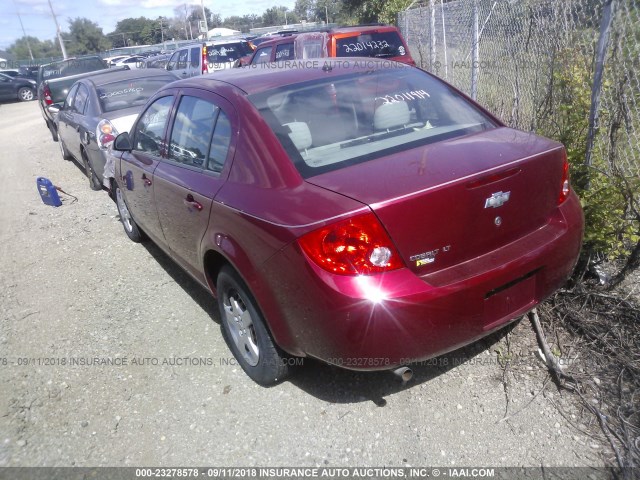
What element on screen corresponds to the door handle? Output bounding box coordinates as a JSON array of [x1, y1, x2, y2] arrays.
[[183, 194, 203, 211], [142, 174, 152, 187]]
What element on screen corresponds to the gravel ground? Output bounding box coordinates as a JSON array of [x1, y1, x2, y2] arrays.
[[0, 100, 608, 467]]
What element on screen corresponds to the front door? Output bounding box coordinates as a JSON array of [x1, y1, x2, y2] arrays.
[[153, 91, 236, 281], [119, 94, 175, 245]]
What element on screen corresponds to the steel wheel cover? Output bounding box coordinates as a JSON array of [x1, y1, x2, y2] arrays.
[[223, 292, 260, 367], [116, 188, 133, 233]]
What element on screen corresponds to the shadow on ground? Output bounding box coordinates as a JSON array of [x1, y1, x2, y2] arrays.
[[138, 235, 517, 405]]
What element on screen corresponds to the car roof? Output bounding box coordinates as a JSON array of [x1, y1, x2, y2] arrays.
[[168, 58, 409, 96], [253, 35, 297, 48], [84, 68, 177, 87], [330, 25, 399, 34]]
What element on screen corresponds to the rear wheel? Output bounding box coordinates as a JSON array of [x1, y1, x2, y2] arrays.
[[115, 184, 143, 242], [83, 152, 102, 191], [217, 266, 289, 385], [18, 87, 34, 102]]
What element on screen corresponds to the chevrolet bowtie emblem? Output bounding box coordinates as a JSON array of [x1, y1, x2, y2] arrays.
[[484, 191, 511, 208]]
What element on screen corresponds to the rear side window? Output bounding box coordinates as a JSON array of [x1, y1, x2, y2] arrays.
[[190, 47, 200, 68], [133, 95, 174, 155], [73, 84, 89, 114], [64, 84, 79, 109], [206, 42, 252, 65], [207, 111, 231, 174], [275, 43, 294, 61], [336, 31, 408, 58]]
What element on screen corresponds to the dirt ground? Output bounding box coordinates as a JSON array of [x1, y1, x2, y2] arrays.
[[0, 100, 610, 468]]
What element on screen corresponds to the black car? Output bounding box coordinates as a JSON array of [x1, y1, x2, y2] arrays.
[[50, 69, 178, 190], [0, 73, 36, 102]]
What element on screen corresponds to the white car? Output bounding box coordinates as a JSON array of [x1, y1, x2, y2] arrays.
[[110, 56, 145, 70]]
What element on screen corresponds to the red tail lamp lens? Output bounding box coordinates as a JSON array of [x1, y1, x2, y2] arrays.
[[298, 212, 404, 275]]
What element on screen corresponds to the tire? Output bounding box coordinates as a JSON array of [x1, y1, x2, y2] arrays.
[[47, 120, 59, 142], [217, 266, 289, 385], [18, 87, 34, 102], [115, 184, 144, 242], [58, 136, 72, 160], [83, 152, 102, 191]]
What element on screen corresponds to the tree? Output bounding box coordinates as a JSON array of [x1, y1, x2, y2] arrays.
[[262, 6, 298, 27], [341, 0, 413, 24], [7, 36, 60, 61], [63, 18, 110, 55]]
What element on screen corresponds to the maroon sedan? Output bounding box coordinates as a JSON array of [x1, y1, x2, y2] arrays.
[[111, 59, 583, 385]]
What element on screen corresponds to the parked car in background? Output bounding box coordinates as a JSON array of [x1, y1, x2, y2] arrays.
[[247, 25, 415, 66], [18, 66, 40, 82], [140, 53, 171, 69], [0, 73, 36, 102], [49, 69, 178, 190], [165, 38, 254, 78], [319, 25, 415, 65], [110, 56, 145, 70], [109, 59, 584, 385], [248, 35, 297, 65], [0, 69, 36, 87], [37, 56, 111, 141]]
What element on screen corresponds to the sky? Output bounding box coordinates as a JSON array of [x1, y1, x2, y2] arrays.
[[0, 0, 297, 51]]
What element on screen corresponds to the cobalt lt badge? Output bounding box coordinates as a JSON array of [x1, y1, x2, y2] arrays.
[[484, 191, 511, 209]]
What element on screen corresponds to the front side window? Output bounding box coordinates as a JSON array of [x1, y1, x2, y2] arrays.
[[133, 95, 174, 155], [168, 96, 218, 167], [250, 68, 496, 178], [252, 47, 273, 65]]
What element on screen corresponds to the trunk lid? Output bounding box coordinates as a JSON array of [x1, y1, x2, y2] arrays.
[[306, 127, 566, 274]]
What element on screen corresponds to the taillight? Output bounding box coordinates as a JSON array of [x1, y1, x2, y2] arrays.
[[558, 149, 570, 204], [298, 212, 404, 275], [96, 119, 119, 150], [202, 45, 208, 74], [43, 85, 53, 105]]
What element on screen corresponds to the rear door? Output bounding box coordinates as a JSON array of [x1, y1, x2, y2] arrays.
[[188, 46, 201, 76], [119, 94, 175, 245], [152, 89, 236, 281], [57, 83, 79, 154], [65, 83, 90, 160]]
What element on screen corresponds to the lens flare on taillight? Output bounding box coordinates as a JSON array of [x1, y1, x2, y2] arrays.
[[298, 212, 404, 276], [558, 149, 570, 204]]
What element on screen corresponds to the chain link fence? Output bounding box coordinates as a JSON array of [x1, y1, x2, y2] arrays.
[[400, 0, 640, 283]]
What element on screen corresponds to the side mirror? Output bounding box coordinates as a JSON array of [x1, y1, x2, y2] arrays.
[[47, 103, 62, 115], [113, 132, 133, 152]]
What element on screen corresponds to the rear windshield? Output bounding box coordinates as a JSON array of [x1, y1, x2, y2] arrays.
[[39, 57, 106, 81], [96, 77, 175, 113], [336, 31, 408, 59], [206, 42, 253, 64], [249, 67, 497, 178]]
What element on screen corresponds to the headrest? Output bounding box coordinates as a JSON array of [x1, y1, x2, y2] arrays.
[[284, 122, 312, 151], [373, 101, 410, 130]]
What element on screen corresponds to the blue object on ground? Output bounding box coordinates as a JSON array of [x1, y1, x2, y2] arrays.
[[37, 177, 62, 207]]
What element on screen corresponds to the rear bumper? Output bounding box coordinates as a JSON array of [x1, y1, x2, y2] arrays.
[[259, 192, 584, 370]]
